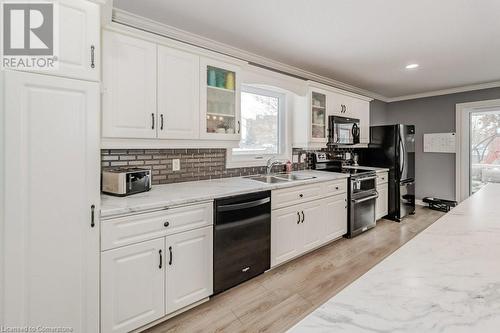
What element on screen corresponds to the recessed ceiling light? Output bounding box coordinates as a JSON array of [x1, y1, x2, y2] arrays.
[[405, 63, 419, 69]]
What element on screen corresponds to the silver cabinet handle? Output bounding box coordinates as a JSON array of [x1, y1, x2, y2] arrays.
[[90, 204, 95, 228], [301, 211, 305, 223], [160, 114, 164, 130], [90, 45, 95, 69], [297, 212, 301, 224], [159, 249, 162, 269], [168, 246, 173, 265], [237, 120, 241, 134], [151, 113, 155, 130]]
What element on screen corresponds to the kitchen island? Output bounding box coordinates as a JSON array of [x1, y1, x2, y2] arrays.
[[290, 183, 500, 332]]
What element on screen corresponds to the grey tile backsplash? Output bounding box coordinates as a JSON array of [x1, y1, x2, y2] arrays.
[[101, 148, 309, 185]]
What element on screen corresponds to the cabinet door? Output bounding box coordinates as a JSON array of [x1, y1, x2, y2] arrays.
[[58, 0, 100, 81], [101, 238, 165, 333], [328, 91, 346, 116], [166, 227, 213, 314], [102, 30, 157, 138], [21, 0, 100, 81], [324, 195, 348, 242], [158, 46, 200, 139], [350, 98, 370, 144], [376, 183, 389, 220], [299, 200, 325, 252], [310, 90, 328, 143], [200, 58, 241, 140], [3, 71, 100, 333], [271, 206, 302, 267]]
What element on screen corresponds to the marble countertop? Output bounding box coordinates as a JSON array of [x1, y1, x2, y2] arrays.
[[343, 165, 389, 173], [101, 170, 348, 219], [289, 183, 500, 333]]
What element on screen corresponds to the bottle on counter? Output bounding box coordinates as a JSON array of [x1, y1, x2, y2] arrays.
[[285, 160, 292, 173]]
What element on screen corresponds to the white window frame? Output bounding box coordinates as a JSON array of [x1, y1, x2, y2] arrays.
[[226, 84, 292, 168]]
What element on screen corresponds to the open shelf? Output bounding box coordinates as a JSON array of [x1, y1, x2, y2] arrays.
[[207, 85, 235, 93], [207, 112, 236, 118]]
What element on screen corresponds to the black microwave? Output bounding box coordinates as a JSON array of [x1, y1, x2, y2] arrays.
[[327, 116, 360, 145]]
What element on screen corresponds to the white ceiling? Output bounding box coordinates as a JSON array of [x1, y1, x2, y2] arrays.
[[114, 0, 500, 99]]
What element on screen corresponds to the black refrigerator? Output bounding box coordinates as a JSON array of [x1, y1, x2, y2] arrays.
[[359, 125, 416, 221]]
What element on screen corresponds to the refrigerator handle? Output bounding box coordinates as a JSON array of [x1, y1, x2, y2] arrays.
[[399, 136, 405, 177]]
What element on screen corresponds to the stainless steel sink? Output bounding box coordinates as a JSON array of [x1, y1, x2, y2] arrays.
[[245, 175, 289, 184], [245, 173, 316, 184], [274, 174, 317, 181]]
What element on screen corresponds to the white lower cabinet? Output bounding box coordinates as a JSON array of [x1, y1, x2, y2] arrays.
[[376, 182, 389, 220], [166, 226, 213, 314], [271, 182, 348, 268], [101, 203, 214, 333], [324, 195, 348, 241], [101, 238, 166, 333], [271, 206, 303, 265], [300, 200, 325, 252]]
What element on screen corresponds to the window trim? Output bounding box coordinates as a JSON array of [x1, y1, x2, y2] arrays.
[[227, 84, 292, 168]]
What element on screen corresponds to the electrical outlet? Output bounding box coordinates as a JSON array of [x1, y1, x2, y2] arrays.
[[172, 159, 180, 171]]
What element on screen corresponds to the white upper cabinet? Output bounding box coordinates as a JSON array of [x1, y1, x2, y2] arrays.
[[101, 238, 165, 333], [14, 0, 100, 81], [57, 0, 100, 81], [328, 89, 372, 144], [166, 226, 213, 314], [102, 30, 157, 138], [200, 57, 241, 140], [3, 71, 100, 333], [292, 86, 329, 148], [157, 46, 200, 139], [309, 89, 328, 143]]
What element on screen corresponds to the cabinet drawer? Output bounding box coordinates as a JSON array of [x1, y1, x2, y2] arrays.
[[102, 202, 213, 251], [377, 172, 389, 185], [324, 179, 347, 196], [272, 183, 323, 209]]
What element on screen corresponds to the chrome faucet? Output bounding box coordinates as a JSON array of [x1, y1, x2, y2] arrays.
[[266, 157, 283, 175]]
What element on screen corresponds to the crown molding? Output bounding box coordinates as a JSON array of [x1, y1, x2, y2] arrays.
[[110, 8, 500, 104], [111, 8, 387, 102], [386, 81, 500, 102]]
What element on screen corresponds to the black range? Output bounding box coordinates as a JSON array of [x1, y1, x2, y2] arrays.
[[313, 153, 378, 238]]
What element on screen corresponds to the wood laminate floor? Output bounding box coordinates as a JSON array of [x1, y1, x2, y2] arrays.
[[145, 206, 445, 333]]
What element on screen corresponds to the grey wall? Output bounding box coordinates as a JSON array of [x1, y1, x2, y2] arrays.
[[369, 99, 388, 125], [370, 87, 500, 200]]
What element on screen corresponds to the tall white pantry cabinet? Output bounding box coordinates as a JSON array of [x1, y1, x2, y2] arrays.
[[0, 1, 101, 332]]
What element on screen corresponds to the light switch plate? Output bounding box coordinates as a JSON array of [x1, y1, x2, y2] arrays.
[[172, 159, 180, 171]]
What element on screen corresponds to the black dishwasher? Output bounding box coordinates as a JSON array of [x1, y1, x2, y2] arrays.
[[213, 191, 271, 294]]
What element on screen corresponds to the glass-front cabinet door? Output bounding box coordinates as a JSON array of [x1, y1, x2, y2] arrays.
[[310, 90, 327, 142], [200, 58, 241, 140]]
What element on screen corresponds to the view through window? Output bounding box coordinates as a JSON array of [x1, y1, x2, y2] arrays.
[[470, 110, 500, 194], [233, 87, 282, 156]]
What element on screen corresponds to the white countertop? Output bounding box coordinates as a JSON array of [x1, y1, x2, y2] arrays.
[[289, 183, 500, 333], [100, 170, 348, 219], [343, 165, 389, 173]]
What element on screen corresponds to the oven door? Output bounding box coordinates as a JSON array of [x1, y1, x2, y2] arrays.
[[350, 175, 377, 196], [349, 191, 378, 238]]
